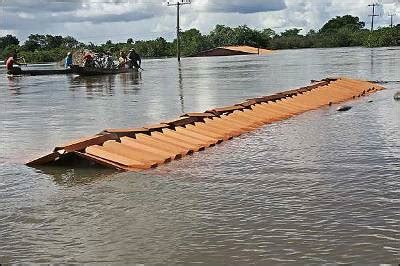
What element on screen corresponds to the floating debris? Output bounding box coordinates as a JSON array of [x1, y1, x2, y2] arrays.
[[26, 77, 385, 172], [337, 105, 352, 112], [394, 91, 400, 101]]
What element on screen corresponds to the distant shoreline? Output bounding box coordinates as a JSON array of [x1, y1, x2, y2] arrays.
[[1, 15, 399, 63], [2, 45, 400, 66]]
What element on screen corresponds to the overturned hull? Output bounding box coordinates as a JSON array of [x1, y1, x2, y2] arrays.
[[27, 77, 384, 172], [192, 46, 273, 57]]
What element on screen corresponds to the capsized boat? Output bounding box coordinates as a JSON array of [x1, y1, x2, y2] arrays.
[[26, 77, 385, 172]]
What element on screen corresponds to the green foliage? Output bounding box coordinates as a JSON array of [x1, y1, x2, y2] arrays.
[[178, 29, 211, 56], [320, 15, 365, 34], [134, 37, 172, 57], [206, 25, 275, 48], [1, 15, 399, 63], [0, 44, 19, 59], [0, 35, 19, 50], [18, 47, 69, 63], [281, 28, 302, 37], [364, 26, 400, 47]]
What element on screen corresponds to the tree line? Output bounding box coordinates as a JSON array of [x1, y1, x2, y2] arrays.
[[1, 15, 399, 63]]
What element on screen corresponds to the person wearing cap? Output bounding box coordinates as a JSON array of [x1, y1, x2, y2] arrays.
[[127, 48, 141, 69], [64, 52, 73, 68]]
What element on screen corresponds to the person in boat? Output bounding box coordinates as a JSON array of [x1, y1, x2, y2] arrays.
[[105, 50, 115, 69], [6, 53, 23, 75], [118, 51, 128, 69], [127, 48, 141, 69], [64, 52, 73, 68], [83, 52, 94, 68]]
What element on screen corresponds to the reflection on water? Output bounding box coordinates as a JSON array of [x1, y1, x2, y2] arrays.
[[68, 71, 142, 96], [40, 166, 118, 186], [4, 67, 142, 97], [178, 62, 185, 113], [0, 47, 400, 264], [5, 76, 23, 95]]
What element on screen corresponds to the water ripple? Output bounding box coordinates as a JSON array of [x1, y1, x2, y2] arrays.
[[1, 47, 399, 264]]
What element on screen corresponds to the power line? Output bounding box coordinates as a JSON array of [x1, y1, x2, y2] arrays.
[[167, 0, 191, 62], [368, 3, 380, 31]]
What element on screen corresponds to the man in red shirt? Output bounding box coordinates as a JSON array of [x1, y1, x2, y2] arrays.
[[83, 52, 94, 68], [6, 53, 22, 75]]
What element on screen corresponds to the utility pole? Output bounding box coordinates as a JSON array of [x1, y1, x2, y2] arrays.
[[368, 3, 379, 31], [388, 14, 395, 28], [167, 0, 191, 62]]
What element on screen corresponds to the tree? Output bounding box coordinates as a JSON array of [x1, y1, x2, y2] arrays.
[[127, 38, 133, 44], [281, 28, 302, 37], [1, 44, 19, 59], [62, 36, 79, 48], [23, 34, 45, 51], [364, 26, 400, 47], [45, 35, 63, 49], [179, 29, 210, 56], [320, 15, 365, 34], [0, 35, 19, 49], [232, 25, 258, 46], [208, 24, 236, 47]]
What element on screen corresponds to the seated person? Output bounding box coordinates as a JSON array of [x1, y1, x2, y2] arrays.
[[6, 53, 23, 75], [105, 51, 115, 69], [83, 52, 94, 68], [118, 51, 128, 68]]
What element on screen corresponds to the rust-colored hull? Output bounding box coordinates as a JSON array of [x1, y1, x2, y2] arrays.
[[26, 77, 384, 172]]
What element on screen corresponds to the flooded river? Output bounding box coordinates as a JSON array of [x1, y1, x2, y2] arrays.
[[1, 47, 399, 264]]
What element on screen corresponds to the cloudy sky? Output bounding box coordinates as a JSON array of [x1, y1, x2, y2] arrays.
[[1, 0, 399, 43]]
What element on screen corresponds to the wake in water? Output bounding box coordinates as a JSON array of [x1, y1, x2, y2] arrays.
[[370, 80, 400, 84]]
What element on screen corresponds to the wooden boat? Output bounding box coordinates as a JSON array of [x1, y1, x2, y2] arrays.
[[8, 68, 74, 76], [71, 66, 138, 76]]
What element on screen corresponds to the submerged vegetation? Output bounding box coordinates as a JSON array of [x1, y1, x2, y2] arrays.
[[1, 15, 399, 63]]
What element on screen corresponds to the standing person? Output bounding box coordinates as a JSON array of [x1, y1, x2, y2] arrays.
[[127, 48, 141, 69], [5, 53, 23, 75], [105, 50, 114, 69], [118, 51, 128, 69], [64, 52, 73, 68]]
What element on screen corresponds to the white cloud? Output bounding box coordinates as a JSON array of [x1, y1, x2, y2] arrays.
[[192, 0, 286, 13]]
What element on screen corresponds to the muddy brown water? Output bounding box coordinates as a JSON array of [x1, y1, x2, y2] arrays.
[[1, 47, 399, 264]]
